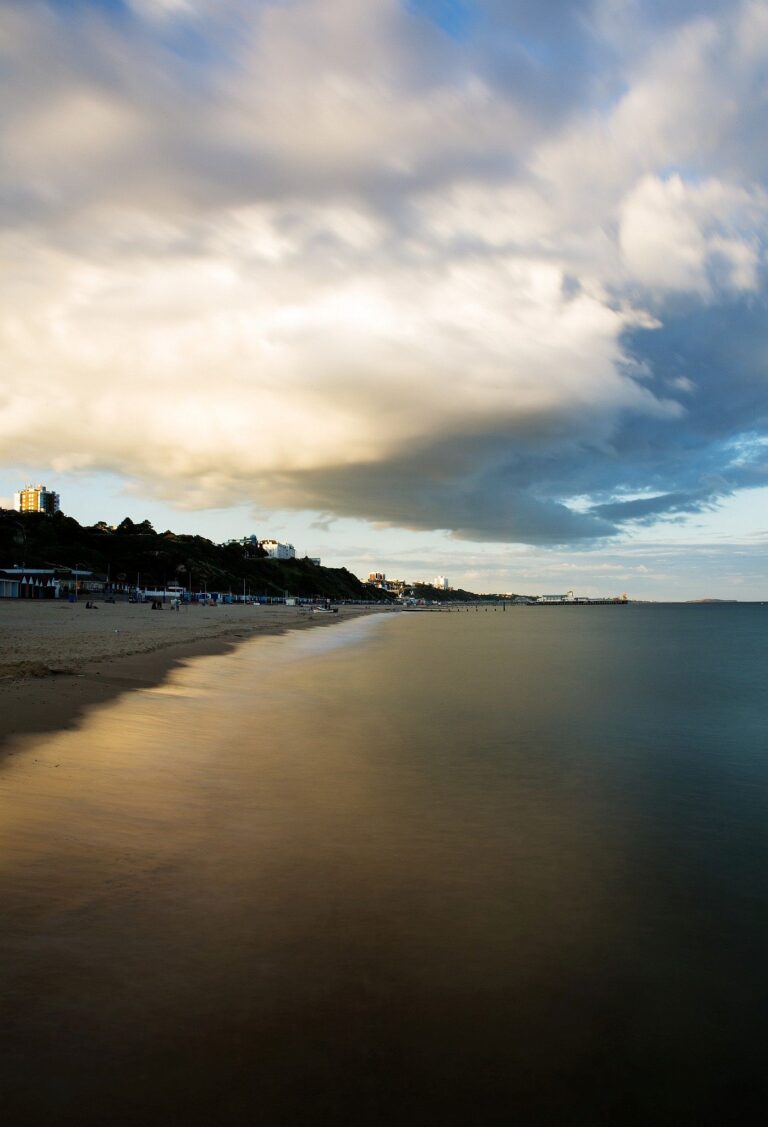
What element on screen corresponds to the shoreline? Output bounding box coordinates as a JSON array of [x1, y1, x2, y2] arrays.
[[0, 603, 386, 755]]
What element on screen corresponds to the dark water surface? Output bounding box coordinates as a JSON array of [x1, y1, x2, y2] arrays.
[[1, 605, 767, 1125]]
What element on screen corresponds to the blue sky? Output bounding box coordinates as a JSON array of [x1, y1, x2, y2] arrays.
[[1, 0, 767, 598]]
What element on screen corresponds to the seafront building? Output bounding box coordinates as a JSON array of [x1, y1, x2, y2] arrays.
[[0, 571, 19, 599], [366, 573, 407, 594], [13, 484, 60, 515], [260, 539, 296, 560], [227, 536, 297, 559], [0, 567, 96, 599]]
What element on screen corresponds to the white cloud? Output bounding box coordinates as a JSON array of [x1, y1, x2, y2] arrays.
[[619, 174, 765, 294]]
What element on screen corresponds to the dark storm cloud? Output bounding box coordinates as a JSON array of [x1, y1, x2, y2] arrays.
[[269, 449, 619, 544], [590, 491, 717, 523]]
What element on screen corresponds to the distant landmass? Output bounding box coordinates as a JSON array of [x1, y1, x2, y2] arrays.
[[684, 598, 740, 604]]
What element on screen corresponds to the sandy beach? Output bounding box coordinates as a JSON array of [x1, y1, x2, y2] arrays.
[[0, 599, 384, 750]]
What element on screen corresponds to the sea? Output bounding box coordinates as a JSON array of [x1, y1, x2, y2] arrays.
[[1, 604, 767, 1126]]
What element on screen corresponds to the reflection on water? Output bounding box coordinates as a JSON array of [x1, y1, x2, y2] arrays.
[[1, 606, 767, 1125]]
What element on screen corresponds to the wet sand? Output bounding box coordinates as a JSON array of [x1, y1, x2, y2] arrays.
[[0, 600, 384, 751]]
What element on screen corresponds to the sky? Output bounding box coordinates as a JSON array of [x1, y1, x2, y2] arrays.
[[1, 0, 767, 599]]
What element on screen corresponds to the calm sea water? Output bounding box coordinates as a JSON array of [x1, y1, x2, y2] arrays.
[[1, 605, 767, 1125]]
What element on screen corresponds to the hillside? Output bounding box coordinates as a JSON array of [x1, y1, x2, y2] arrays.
[[409, 583, 516, 603], [0, 511, 392, 602]]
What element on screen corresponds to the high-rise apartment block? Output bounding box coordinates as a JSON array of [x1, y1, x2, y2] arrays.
[[13, 484, 60, 515]]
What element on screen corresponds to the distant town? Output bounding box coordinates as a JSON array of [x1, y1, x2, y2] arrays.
[[365, 572, 628, 606], [2, 483, 630, 605]]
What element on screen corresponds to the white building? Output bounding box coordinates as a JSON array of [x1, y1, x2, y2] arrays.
[[260, 539, 296, 560], [13, 484, 60, 515], [433, 576, 449, 590]]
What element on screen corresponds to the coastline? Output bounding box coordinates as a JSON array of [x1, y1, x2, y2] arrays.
[[0, 602, 385, 754]]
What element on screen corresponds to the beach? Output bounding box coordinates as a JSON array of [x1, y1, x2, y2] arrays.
[[0, 599, 383, 750]]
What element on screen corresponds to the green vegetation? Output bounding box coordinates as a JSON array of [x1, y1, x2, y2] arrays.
[[409, 583, 508, 603], [0, 510, 392, 602]]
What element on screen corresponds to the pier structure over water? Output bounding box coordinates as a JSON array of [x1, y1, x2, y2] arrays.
[[534, 589, 628, 605]]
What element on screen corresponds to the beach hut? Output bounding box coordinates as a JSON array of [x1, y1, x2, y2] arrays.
[[0, 570, 20, 598]]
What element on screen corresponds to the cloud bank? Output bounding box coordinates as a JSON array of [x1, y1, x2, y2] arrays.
[[1, 0, 767, 543]]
